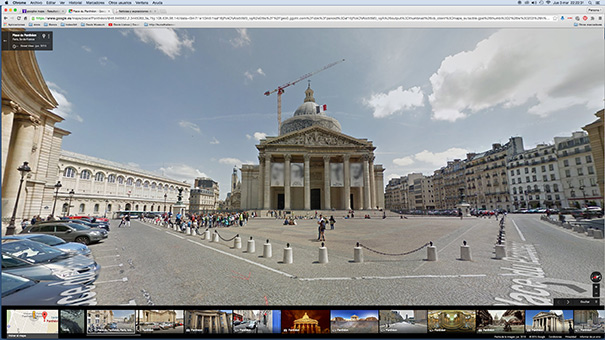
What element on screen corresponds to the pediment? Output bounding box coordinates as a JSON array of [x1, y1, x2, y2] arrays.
[[261, 126, 370, 147]]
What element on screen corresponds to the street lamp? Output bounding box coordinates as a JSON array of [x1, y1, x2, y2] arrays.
[[6, 161, 32, 235], [579, 185, 586, 207], [164, 193, 167, 213], [51, 181, 62, 217], [67, 189, 75, 216]]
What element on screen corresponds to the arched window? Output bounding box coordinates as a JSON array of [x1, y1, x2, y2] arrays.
[[513, 187, 517, 194], [64, 167, 76, 178], [107, 204, 112, 212], [143, 181, 149, 188], [80, 170, 91, 180], [95, 172, 105, 182], [108, 174, 116, 183], [94, 204, 100, 213], [79, 203, 85, 213], [151, 182, 157, 189], [62, 203, 69, 215], [117, 176, 124, 184], [135, 180, 142, 187], [143, 205, 147, 211], [126, 178, 134, 185]]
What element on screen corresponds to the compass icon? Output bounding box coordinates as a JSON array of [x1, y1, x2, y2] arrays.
[[591, 271, 602, 283]]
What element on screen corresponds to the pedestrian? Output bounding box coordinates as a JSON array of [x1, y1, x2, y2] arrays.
[[125, 214, 131, 227], [21, 219, 27, 231], [319, 218, 326, 242], [119, 216, 125, 227], [329, 215, 335, 230]]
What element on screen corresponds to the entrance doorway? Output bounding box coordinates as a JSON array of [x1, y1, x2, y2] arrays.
[[311, 189, 321, 209], [277, 194, 285, 210], [350, 194, 354, 210]]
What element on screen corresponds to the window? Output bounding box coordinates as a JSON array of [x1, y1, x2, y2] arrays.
[[64, 167, 76, 178], [135, 179, 142, 187], [513, 187, 517, 194], [55, 225, 69, 232], [79, 203, 85, 213], [510, 170, 514, 176], [40, 225, 55, 232], [532, 175, 537, 182], [94, 204, 99, 213], [80, 170, 91, 180], [526, 176, 530, 182], [117, 176, 124, 184], [577, 168, 584, 176], [524, 168, 529, 174], [565, 170, 571, 178], [107, 204, 112, 212], [542, 175, 547, 182], [511, 178, 515, 184], [531, 167, 536, 173], [549, 164, 554, 171], [95, 172, 105, 182], [126, 178, 134, 185], [586, 155, 592, 163], [590, 178, 597, 186], [547, 195, 552, 200], [108, 174, 116, 183], [575, 157, 581, 165], [550, 174, 556, 181], [516, 169, 520, 175], [541, 165, 546, 172], [588, 166, 594, 175], [563, 159, 569, 167], [555, 194, 560, 200]]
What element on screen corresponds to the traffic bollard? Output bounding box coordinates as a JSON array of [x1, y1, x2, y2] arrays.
[[186, 226, 191, 235], [204, 229, 210, 241], [318, 242, 329, 264], [353, 242, 363, 263], [212, 231, 219, 243], [247, 237, 255, 253], [263, 239, 272, 258], [494, 244, 506, 259], [426, 241, 437, 261], [283, 243, 293, 264], [460, 240, 472, 261], [234, 235, 242, 249]]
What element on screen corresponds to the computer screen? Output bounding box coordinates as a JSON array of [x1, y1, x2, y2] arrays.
[[1, 0, 604, 338]]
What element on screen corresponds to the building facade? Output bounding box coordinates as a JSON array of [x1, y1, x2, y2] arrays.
[[185, 310, 231, 334], [554, 131, 602, 208], [1, 34, 71, 234], [582, 109, 604, 199], [57, 150, 190, 217], [87, 310, 113, 328], [240, 85, 384, 211], [138, 310, 176, 323]]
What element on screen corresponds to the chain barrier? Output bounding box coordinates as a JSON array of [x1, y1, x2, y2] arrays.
[[357, 242, 430, 256], [215, 230, 238, 242]]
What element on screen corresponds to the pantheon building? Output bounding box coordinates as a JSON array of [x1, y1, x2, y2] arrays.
[[240, 85, 384, 211]]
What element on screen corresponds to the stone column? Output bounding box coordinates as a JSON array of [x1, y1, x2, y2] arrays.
[[304, 154, 311, 210], [263, 154, 271, 210], [284, 154, 291, 210], [1, 100, 15, 177], [323, 155, 331, 210], [2, 114, 37, 222], [362, 154, 371, 210], [257, 156, 264, 210], [369, 155, 376, 209], [343, 155, 351, 210]]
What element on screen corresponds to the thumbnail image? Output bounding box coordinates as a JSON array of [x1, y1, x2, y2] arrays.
[[330, 310, 379, 334], [476, 310, 524, 334], [428, 310, 475, 333], [185, 310, 232, 334], [525, 310, 573, 334], [86, 310, 135, 335], [233, 310, 280, 333], [573, 310, 604, 334], [379, 310, 427, 333], [136, 310, 184, 334], [59, 309, 85, 334], [281, 310, 330, 334], [6, 310, 59, 337]]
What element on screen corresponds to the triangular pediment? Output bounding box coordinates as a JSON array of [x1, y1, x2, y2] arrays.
[[260, 125, 371, 147]]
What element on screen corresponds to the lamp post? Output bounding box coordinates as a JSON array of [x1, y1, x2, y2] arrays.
[[67, 189, 75, 216], [164, 193, 167, 213], [579, 185, 586, 207], [6, 161, 32, 235], [51, 181, 62, 217]]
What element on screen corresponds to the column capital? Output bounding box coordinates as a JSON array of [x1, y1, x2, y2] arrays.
[[284, 154, 292, 161], [258, 155, 264, 164], [303, 154, 311, 162], [14, 112, 41, 125], [323, 155, 331, 162], [343, 154, 351, 162], [265, 153, 272, 162], [362, 154, 370, 162]]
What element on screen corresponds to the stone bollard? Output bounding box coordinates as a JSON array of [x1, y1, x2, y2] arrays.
[[353, 242, 364, 263], [576, 226, 586, 234], [212, 231, 219, 243], [246, 237, 256, 253], [204, 229, 210, 241], [593, 230, 604, 239], [263, 239, 273, 258], [587, 229, 595, 237], [283, 243, 293, 264], [460, 240, 472, 261], [318, 242, 329, 264], [234, 235, 242, 249], [426, 241, 437, 261], [186, 226, 191, 235], [173, 224, 178, 231], [494, 244, 506, 259]]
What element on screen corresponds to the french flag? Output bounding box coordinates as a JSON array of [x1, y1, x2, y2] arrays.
[[316, 104, 328, 113]]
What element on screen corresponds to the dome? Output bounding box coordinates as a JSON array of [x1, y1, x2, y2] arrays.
[[280, 84, 342, 135]]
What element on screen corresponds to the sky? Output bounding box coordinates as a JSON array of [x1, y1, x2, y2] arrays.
[[524, 310, 573, 325], [33, 27, 604, 199], [331, 310, 378, 319]]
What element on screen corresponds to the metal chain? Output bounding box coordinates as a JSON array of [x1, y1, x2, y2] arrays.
[[215, 230, 238, 242], [358, 242, 430, 256]]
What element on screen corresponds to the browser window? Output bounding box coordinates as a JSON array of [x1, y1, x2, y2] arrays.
[[1, 0, 604, 338]]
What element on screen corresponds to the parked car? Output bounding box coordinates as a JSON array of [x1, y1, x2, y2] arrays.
[[3, 234, 91, 257], [58, 219, 110, 232], [68, 215, 109, 223], [246, 321, 257, 329], [234, 320, 242, 326], [21, 222, 106, 245], [1, 239, 100, 283], [1, 272, 96, 306]]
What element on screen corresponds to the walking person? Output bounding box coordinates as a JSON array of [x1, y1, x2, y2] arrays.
[[319, 217, 326, 242], [329, 215, 336, 230], [316, 214, 323, 240], [125, 214, 131, 227], [119, 216, 125, 228]]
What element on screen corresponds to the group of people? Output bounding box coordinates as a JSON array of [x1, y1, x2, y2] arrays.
[[316, 215, 336, 241], [144, 211, 255, 233]]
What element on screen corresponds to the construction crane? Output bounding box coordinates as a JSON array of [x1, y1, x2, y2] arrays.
[[264, 59, 345, 133]]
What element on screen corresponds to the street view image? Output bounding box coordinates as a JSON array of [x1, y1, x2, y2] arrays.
[[379, 310, 427, 333], [476, 310, 524, 334], [1, 26, 604, 307]]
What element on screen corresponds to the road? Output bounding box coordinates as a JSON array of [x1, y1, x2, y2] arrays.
[[87, 214, 603, 306], [380, 321, 427, 333]]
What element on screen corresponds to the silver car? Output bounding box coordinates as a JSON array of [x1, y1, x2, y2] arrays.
[[1, 239, 100, 283], [21, 222, 107, 245], [3, 234, 92, 257]]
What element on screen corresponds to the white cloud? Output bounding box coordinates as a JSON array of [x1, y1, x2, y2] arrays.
[[81, 45, 92, 52], [219, 158, 243, 167], [178, 120, 201, 134], [386, 173, 403, 181], [244, 71, 254, 81], [46, 82, 84, 123], [158, 164, 207, 183], [244, 68, 266, 81], [132, 28, 194, 59], [210, 137, 220, 145], [392, 156, 414, 167], [413, 147, 469, 166], [428, 30, 604, 122], [246, 132, 267, 141], [364, 86, 425, 118], [246, 134, 252, 139], [256, 68, 265, 76], [127, 162, 140, 168], [230, 28, 251, 48], [98, 56, 109, 66]]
